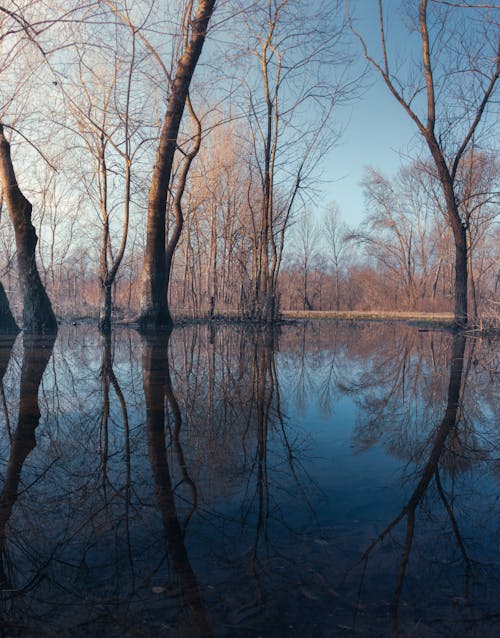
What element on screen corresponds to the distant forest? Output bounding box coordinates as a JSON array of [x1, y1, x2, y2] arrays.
[[0, 1, 497, 333]]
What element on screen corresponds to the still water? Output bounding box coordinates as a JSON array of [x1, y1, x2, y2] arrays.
[[0, 322, 498, 637]]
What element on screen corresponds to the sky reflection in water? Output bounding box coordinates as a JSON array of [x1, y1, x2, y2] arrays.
[[0, 322, 498, 637]]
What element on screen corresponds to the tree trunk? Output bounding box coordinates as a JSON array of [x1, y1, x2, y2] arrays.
[[428, 141, 468, 327], [453, 226, 468, 326], [208, 203, 217, 319], [335, 268, 340, 311], [0, 282, 19, 334], [0, 124, 57, 334], [137, 0, 216, 332], [466, 229, 478, 321], [99, 282, 113, 333]]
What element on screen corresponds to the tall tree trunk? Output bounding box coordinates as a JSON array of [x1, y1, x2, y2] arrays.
[[138, 0, 216, 332], [208, 203, 217, 319], [351, 0, 498, 328], [430, 146, 468, 327], [0, 124, 57, 334], [335, 267, 340, 311], [466, 229, 478, 321]]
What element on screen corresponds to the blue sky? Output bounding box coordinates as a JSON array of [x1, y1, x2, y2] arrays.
[[319, 80, 419, 229], [317, 0, 422, 229]]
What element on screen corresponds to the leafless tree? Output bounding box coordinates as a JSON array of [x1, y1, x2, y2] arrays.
[[124, 0, 217, 332], [348, 0, 499, 326], [239, 0, 355, 322], [0, 124, 57, 333], [289, 211, 320, 310], [323, 203, 353, 310]]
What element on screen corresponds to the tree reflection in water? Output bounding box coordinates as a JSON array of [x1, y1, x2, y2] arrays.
[[348, 334, 470, 636], [333, 327, 498, 636], [0, 334, 55, 633], [142, 332, 211, 637], [0, 323, 496, 636]]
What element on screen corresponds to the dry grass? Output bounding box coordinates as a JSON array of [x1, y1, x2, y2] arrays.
[[280, 310, 455, 324]]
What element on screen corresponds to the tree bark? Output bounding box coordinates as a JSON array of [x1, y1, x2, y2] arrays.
[[99, 282, 113, 333], [428, 142, 468, 326], [0, 123, 57, 334], [466, 229, 478, 321], [137, 0, 216, 332], [0, 282, 18, 334]]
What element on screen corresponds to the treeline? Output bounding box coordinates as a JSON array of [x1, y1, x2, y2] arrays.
[[0, 1, 497, 333], [6, 152, 496, 322]]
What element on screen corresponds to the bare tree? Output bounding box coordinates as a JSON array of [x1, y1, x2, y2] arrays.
[[323, 203, 352, 310], [0, 124, 57, 333], [0, 3, 63, 333], [290, 211, 320, 311], [239, 0, 355, 322], [126, 0, 217, 332], [348, 0, 499, 326], [59, 17, 143, 333]]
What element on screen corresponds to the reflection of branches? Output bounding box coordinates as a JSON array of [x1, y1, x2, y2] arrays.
[[166, 335, 197, 535], [142, 333, 211, 638], [350, 334, 468, 637], [274, 351, 321, 525], [237, 325, 324, 604], [99, 331, 135, 583]]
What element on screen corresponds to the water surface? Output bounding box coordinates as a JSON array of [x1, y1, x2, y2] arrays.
[[0, 322, 498, 637]]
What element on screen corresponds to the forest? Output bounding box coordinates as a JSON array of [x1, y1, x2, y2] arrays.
[[0, 0, 498, 334]]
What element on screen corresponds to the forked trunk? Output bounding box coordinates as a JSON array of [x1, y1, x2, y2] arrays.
[[138, 0, 216, 332]]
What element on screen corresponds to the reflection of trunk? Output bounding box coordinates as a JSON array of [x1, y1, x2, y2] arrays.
[[0, 282, 18, 333], [138, 1, 216, 331], [0, 124, 57, 334], [0, 334, 56, 585], [100, 331, 132, 488], [142, 334, 211, 637], [247, 330, 277, 575], [389, 333, 466, 634], [99, 331, 133, 560], [353, 334, 468, 638]]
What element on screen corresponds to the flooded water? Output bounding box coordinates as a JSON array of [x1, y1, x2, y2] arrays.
[[0, 322, 498, 637]]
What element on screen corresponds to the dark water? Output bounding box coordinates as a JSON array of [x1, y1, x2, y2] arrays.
[[0, 322, 498, 637]]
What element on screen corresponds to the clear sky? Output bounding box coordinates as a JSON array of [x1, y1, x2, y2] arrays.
[[317, 0, 422, 229], [319, 82, 419, 229]]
